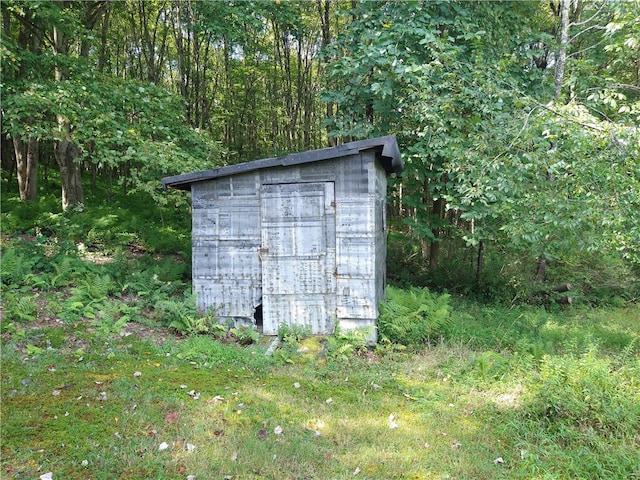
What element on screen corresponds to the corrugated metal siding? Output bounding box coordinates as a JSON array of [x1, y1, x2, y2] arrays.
[[191, 173, 262, 320], [260, 182, 336, 334], [190, 151, 389, 336]]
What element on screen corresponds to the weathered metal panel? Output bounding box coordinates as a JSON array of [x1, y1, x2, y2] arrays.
[[180, 142, 400, 338], [336, 277, 377, 319], [191, 173, 262, 323], [195, 280, 261, 320], [260, 182, 336, 334]]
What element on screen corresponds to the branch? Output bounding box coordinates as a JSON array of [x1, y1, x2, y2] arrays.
[[608, 83, 640, 93], [569, 24, 607, 44], [490, 107, 539, 163], [569, 2, 608, 28]]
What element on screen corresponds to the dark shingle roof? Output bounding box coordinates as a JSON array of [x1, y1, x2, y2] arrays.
[[162, 135, 402, 190]]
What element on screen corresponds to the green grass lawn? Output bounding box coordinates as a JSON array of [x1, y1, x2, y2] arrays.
[[2, 303, 639, 479]]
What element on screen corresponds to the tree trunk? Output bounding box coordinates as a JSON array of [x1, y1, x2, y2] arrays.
[[476, 240, 484, 284], [54, 126, 84, 211], [535, 254, 547, 282], [13, 136, 39, 201], [52, 11, 86, 211], [429, 196, 445, 270], [554, 0, 570, 100]]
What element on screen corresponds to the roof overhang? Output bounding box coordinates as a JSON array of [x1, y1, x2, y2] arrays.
[[162, 135, 402, 191]]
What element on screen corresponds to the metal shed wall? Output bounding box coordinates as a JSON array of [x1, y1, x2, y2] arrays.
[[190, 150, 388, 335]]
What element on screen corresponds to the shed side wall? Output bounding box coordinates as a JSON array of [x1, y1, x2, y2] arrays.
[[191, 173, 262, 321]]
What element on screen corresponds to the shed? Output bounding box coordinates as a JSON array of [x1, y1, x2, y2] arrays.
[[162, 135, 402, 337]]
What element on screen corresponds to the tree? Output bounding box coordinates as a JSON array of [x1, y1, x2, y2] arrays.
[[322, 0, 640, 292]]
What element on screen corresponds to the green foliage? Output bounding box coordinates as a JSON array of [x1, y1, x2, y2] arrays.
[[530, 346, 640, 437], [324, 0, 639, 299], [277, 323, 312, 343], [154, 294, 199, 335], [325, 324, 373, 360], [229, 326, 260, 346], [0, 246, 35, 287], [3, 292, 38, 323], [378, 286, 452, 347]]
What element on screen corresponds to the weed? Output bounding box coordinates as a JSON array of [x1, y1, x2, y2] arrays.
[[230, 325, 260, 345], [277, 323, 312, 343]]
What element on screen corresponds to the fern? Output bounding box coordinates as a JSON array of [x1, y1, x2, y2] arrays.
[[5, 294, 38, 322], [378, 286, 452, 347], [49, 256, 75, 288], [1, 248, 33, 286]]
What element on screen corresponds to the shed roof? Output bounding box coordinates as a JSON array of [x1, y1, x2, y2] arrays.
[[162, 135, 402, 191]]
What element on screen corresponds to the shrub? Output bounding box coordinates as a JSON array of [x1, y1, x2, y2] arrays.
[[378, 286, 452, 347]]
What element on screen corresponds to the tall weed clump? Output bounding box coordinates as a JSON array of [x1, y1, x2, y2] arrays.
[[530, 345, 640, 437], [378, 286, 452, 347]]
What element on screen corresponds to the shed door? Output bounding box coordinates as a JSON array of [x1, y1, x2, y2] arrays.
[[260, 182, 336, 335]]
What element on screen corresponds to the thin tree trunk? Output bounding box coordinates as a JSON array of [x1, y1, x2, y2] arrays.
[[429, 197, 445, 270], [476, 240, 484, 284], [13, 136, 39, 201], [554, 0, 570, 100]]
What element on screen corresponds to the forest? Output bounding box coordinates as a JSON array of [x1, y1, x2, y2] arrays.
[[1, 2, 640, 479]]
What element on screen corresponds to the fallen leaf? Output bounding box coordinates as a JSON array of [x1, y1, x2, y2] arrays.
[[214, 429, 225, 436], [47, 365, 56, 372], [165, 411, 179, 423], [258, 429, 267, 439]]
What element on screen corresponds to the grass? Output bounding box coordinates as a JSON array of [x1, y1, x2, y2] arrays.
[[2, 303, 639, 479], [2, 181, 639, 479]]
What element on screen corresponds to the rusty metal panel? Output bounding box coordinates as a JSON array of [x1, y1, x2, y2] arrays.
[[260, 182, 336, 334]]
